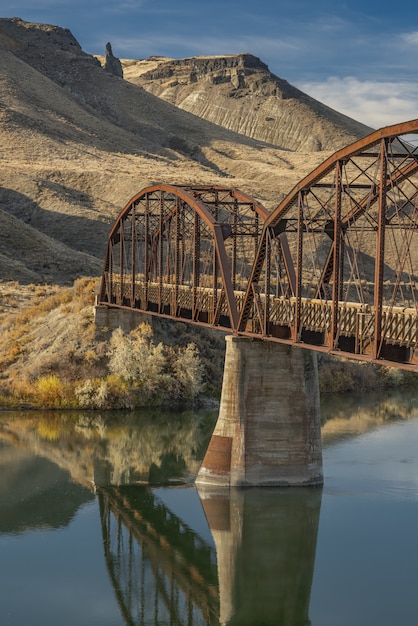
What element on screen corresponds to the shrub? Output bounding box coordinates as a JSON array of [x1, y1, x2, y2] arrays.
[[106, 323, 204, 405], [35, 375, 65, 407], [171, 343, 204, 399]]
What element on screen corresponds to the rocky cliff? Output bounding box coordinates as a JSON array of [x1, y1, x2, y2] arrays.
[[122, 53, 372, 151]]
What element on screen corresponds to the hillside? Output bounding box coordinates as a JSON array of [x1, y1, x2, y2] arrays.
[[1, 17, 401, 401], [0, 17, 370, 285], [119, 53, 372, 151]]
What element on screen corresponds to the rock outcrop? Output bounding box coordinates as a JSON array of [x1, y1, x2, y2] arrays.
[[103, 41, 123, 78]]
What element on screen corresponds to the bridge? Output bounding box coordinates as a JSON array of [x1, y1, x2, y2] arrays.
[[96, 119, 418, 487]]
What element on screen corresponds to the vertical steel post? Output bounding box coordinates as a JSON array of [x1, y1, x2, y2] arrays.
[[294, 190, 304, 340], [232, 196, 238, 290], [100, 239, 112, 303], [192, 210, 200, 319], [119, 220, 124, 306], [174, 198, 180, 315], [331, 160, 343, 348], [144, 194, 149, 308], [131, 204, 136, 307], [254, 212, 259, 258], [374, 138, 388, 359], [165, 212, 171, 284], [213, 197, 219, 322], [158, 190, 164, 313], [264, 229, 272, 335]]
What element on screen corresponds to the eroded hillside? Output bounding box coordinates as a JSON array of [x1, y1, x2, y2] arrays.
[[0, 17, 351, 284], [120, 53, 372, 151]]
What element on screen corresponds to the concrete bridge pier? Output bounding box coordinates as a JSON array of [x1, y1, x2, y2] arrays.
[[196, 336, 323, 487]]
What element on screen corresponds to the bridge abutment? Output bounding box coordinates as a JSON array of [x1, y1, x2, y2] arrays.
[[196, 336, 323, 488]]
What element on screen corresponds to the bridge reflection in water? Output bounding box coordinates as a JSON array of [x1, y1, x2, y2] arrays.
[[98, 484, 322, 626], [99, 486, 218, 625]]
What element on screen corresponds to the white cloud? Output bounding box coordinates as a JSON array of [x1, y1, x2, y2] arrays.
[[298, 76, 418, 129], [401, 31, 418, 46], [107, 0, 163, 15]]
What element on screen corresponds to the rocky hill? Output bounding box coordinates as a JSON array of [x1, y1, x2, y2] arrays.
[[120, 53, 372, 151], [0, 17, 372, 286]]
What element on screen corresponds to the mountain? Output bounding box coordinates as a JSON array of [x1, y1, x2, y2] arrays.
[[0, 17, 370, 285], [119, 53, 372, 151]]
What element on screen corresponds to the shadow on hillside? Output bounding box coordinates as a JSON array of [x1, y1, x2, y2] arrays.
[[0, 188, 108, 285], [1, 185, 412, 290], [0, 187, 110, 256]]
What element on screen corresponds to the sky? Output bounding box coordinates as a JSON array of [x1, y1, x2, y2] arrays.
[[2, 0, 418, 129]]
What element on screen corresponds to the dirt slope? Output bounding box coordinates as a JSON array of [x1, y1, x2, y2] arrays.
[[0, 17, 348, 284]]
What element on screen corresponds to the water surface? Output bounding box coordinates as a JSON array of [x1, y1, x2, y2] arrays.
[[0, 391, 417, 625]]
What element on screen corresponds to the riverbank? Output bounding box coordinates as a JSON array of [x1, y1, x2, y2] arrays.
[[0, 277, 416, 409]]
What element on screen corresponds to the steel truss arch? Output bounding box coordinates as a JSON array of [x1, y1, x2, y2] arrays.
[[238, 119, 418, 368], [99, 184, 269, 332], [98, 122, 418, 370]]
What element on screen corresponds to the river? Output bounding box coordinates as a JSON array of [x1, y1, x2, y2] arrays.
[[0, 388, 417, 625]]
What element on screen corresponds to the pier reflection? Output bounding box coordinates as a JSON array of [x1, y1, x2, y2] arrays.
[[200, 488, 322, 626], [98, 483, 322, 626]]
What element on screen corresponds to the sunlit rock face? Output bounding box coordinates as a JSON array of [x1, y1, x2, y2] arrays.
[[123, 53, 372, 152]]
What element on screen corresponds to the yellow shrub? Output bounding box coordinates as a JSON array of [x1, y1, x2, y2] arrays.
[[35, 375, 64, 407]]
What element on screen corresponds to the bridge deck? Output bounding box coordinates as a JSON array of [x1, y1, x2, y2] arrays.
[[99, 278, 417, 367]]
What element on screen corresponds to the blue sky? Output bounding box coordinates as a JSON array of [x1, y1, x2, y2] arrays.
[[3, 0, 418, 128]]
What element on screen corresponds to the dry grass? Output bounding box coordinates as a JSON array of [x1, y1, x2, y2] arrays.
[[0, 277, 106, 388], [0, 278, 217, 408]]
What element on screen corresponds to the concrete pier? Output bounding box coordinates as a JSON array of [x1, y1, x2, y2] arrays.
[[196, 336, 323, 487], [94, 304, 151, 333]]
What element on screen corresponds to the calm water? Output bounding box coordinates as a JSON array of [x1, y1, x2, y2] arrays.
[[1, 390, 418, 626]]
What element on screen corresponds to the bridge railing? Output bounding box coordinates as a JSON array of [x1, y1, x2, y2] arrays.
[[100, 277, 417, 361]]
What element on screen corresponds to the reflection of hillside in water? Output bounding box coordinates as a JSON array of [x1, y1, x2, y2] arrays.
[[0, 389, 416, 491], [320, 388, 418, 445], [0, 441, 93, 534], [0, 409, 217, 489]]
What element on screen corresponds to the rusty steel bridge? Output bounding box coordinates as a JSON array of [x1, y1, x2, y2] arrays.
[[98, 119, 418, 371]]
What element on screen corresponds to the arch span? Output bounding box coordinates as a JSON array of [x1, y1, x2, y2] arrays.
[[237, 119, 418, 368], [99, 184, 269, 331]]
